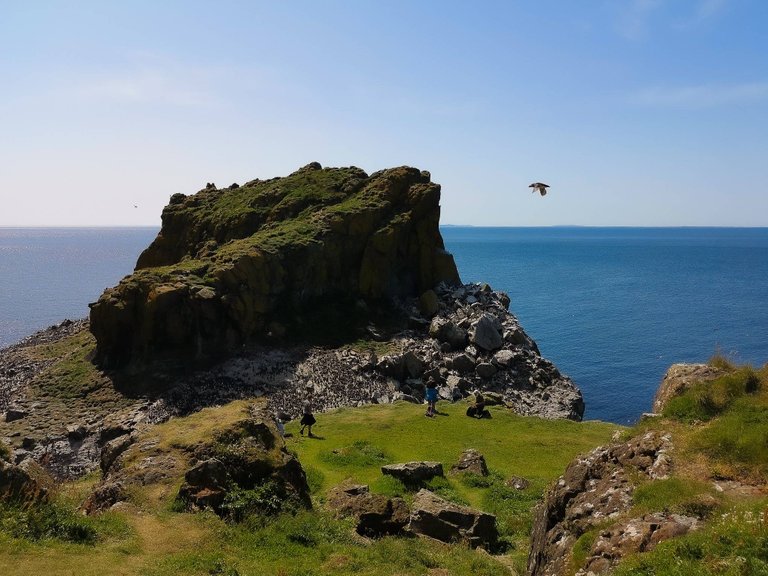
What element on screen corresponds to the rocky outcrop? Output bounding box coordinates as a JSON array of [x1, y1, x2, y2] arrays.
[[577, 512, 700, 575], [528, 431, 675, 576], [408, 489, 498, 549], [326, 483, 410, 537], [85, 402, 310, 519], [652, 363, 725, 413], [89, 164, 461, 368]]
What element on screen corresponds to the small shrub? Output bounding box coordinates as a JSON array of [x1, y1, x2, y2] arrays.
[[0, 501, 98, 544], [572, 529, 599, 571], [458, 470, 504, 489], [221, 481, 288, 523], [708, 351, 735, 371]]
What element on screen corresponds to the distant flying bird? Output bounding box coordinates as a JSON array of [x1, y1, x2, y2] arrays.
[[529, 182, 550, 196]]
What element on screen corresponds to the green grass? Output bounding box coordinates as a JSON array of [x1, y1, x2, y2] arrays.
[[0, 399, 620, 575], [632, 477, 720, 517], [660, 364, 768, 480], [662, 366, 763, 424], [285, 399, 619, 567]]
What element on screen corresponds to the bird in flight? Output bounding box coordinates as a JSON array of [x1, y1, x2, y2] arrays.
[[529, 182, 550, 196]]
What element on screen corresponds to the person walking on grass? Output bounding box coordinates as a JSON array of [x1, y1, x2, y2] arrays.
[[425, 378, 438, 417], [300, 401, 316, 437]]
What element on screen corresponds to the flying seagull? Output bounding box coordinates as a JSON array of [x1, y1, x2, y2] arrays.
[[529, 182, 550, 196]]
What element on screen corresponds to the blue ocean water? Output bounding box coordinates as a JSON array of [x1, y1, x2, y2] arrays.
[[1, 226, 766, 425], [442, 227, 768, 424], [0, 228, 158, 349]]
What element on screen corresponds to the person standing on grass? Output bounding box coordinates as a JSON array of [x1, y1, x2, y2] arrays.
[[425, 378, 438, 417], [300, 401, 316, 437]]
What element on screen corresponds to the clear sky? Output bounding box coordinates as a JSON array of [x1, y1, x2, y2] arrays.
[[1, 0, 766, 227]]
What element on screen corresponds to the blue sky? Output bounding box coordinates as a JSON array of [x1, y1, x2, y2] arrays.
[[1, 0, 766, 226]]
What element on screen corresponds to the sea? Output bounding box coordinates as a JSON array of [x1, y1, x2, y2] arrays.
[[1, 226, 767, 425]]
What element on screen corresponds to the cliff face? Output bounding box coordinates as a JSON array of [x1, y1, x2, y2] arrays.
[[89, 163, 460, 367]]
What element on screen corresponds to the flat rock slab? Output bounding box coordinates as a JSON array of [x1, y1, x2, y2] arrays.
[[381, 461, 444, 484], [408, 489, 497, 549]]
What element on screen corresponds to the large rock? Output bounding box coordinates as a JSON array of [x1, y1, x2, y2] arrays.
[[450, 449, 489, 476], [408, 489, 497, 549], [326, 483, 409, 537], [84, 402, 311, 520], [652, 363, 725, 413], [579, 513, 700, 575], [90, 164, 461, 367], [469, 314, 503, 351], [381, 461, 444, 485]]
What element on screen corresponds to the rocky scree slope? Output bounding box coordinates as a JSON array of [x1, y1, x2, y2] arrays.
[[89, 163, 460, 367]]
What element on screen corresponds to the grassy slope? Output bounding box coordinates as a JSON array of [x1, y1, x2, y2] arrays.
[[588, 362, 768, 576], [0, 400, 619, 576]]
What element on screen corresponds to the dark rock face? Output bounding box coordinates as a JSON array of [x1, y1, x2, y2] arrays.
[[89, 164, 461, 367], [408, 489, 497, 549], [528, 431, 675, 576], [326, 483, 409, 537]]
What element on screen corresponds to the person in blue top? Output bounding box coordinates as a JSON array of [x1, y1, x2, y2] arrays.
[[425, 378, 438, 417]]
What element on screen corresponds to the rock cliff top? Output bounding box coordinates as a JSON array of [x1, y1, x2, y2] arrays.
[[90, 163, 461, 367]]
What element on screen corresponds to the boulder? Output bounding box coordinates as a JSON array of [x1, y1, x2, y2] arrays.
[[475, 362, 497, 379], [580, 513, 700, 575], [408, 489, 497, 549], [450, 449, 488, 476], [402, 351, 425, 378], [82, 481, 127, 514], [100, 433, 136, 474], [326, 483, 409, 537], [381, 461, 444, 485], [470, 314, 503, 351], [429, 318, 468, 350], [178, 458, 230, 512], [450, 353, 476, 374], [4, 407, 28, 422]]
